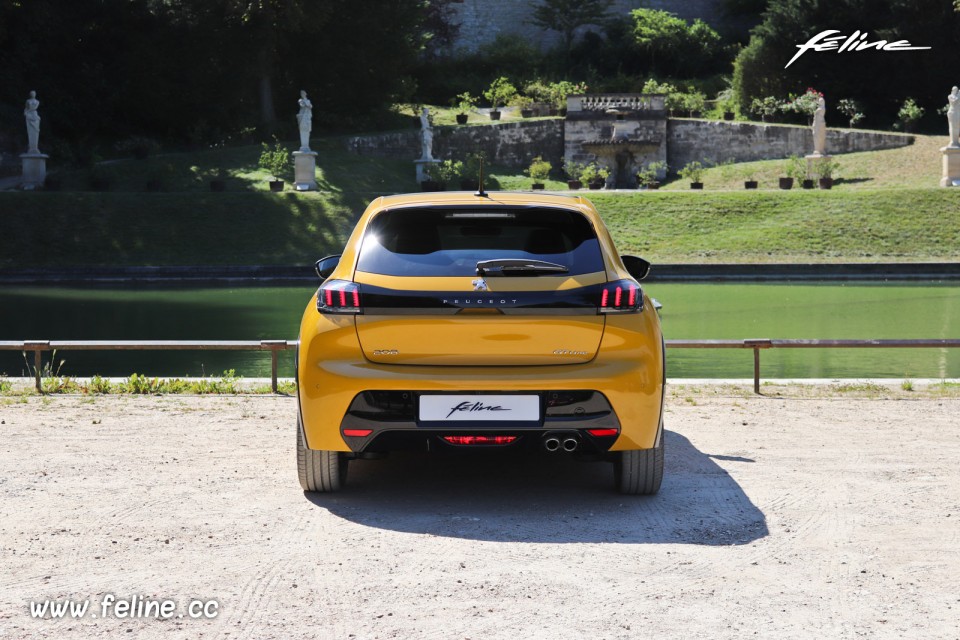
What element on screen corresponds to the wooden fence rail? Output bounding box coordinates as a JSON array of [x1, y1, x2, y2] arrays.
[[2, 339, 959, 394]]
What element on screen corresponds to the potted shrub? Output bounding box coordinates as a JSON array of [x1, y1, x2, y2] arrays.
[[548, 80, 587, 116], [816, 158, 839, 189], [779, 156, 803, 189], [786, 87, 823, 125], [526, 156, 551, 189], [484, 76, 518, 121], [511, 95, 535, 118], [837, 98, 865, 129], [523, 80, 553, 115], [259, 142, 290, 192], [679, 161, 705, 189], [564, 162, 587, 189], [750, 96, 782, 123], [897, 97, 924, 133], [742, 166, 758, 190], [637, 160, 667, 189], [453, 92, 477, 125], [581, 163, 609, 190], [717, 88, 736, 120], [684, 90, 706, 118]]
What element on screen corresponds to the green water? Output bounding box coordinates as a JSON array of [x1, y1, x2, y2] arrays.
[[0, 282, 958, 379]]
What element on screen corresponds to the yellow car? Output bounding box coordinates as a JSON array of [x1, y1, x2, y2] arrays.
[[296, 191, 664, 494]]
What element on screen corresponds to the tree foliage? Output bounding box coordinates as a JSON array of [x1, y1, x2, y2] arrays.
[[630, 9, 725, 77], [529, 0, 614, 51], [732, 0, 960, 130], [0, 0, 430, 151]]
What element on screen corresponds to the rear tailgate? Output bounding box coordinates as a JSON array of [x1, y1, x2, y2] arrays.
[[353, 274, 606, 366]]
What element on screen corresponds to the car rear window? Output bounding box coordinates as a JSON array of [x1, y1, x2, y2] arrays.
[[355, 207, 605, 277]]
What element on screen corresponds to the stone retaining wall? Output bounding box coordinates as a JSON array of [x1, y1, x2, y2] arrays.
[[345, 118, 915, 176], [667, 120, 914, 172], [344, 119, 564, 169]]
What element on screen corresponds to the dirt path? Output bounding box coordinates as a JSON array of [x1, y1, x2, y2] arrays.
[[1, 394, 958, 639]]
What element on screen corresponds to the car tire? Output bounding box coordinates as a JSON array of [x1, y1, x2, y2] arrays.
[[297, 415, 348, 492], [614, 427, 664, 495]]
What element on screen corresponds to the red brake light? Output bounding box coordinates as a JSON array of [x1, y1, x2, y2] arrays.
[[599, 279, 642, 314], [442, 435, 518, 446], [318, 280, 362, 314], [587, 428, 619, 437]]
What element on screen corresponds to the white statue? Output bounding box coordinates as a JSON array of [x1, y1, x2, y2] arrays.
[[812, 96, 827, 155], [419, 107, 434, 160], [947, 86, 960, 148], [297, 90, 312, 152], [24, 90, 41, 154]]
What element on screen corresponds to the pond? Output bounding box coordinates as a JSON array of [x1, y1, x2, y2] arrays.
[[0, 282, 957, 379]]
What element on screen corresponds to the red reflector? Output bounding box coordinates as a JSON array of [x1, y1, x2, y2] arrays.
[[343, 429, 373, 437], [587, 428, 619, 437], [442, 435, 518, 446]]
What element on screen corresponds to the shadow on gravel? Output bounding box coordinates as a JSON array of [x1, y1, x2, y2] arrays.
[[305, 430, 768, 546]]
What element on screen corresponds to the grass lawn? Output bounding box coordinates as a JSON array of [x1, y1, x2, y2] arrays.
[[661, 134, 944, 191], [1, 130, 958, 268]]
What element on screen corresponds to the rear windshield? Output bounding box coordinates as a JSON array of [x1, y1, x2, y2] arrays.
[[356, 207, 604, 277]]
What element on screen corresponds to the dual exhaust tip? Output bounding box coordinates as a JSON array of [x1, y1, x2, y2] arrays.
[[543, 433, 579, 453]]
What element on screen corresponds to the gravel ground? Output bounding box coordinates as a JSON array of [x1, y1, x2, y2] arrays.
[[1, 393, 959, 639]]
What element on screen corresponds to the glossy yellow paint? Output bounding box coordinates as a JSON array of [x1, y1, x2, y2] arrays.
[[297, 192, 664, 453]]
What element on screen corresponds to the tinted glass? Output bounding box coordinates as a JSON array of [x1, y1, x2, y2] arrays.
[[356, 207, 605, 277]]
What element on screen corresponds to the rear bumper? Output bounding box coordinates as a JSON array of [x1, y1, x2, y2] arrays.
[[339, 390, 620, 454], [298, 356, 663, 452]]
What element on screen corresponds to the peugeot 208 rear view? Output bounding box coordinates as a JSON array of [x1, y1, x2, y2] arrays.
[[297, 192, 665, 494]]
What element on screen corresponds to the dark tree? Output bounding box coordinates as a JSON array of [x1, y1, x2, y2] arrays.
[[529, 0, 614, 52]]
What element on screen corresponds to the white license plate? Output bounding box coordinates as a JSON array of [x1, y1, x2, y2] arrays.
[[419, 395, 540, 422]]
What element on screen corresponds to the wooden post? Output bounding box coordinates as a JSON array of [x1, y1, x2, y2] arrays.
[[743, 339, 773, 395], [23, 341, 50, 393]]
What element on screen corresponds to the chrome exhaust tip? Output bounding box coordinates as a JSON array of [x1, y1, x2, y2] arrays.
[[543, 436, 561, 452], [562, 437, 579, 452]]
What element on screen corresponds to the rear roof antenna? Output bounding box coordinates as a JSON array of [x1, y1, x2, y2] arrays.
[[475, 156, 488, 198]]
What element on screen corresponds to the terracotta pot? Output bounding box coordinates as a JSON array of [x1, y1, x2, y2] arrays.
[[588, 178, 605, 190], [802, 179, 815, 189], [744, 180, 758, 190], [724, 112, 735, 121], [455, 114, 468, 125], [690, 182, 704, 190], [819, 178, 833, 189], [567, 180, 582, 190], [269, 180, 284, 192], [778, 177, 793, 190], [489, 110, 501, 121]]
